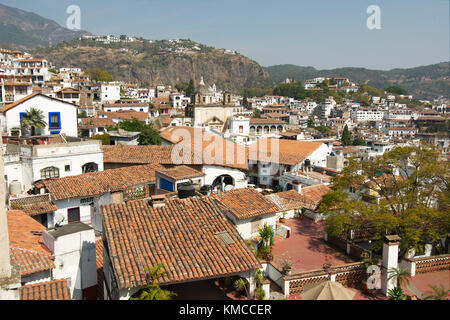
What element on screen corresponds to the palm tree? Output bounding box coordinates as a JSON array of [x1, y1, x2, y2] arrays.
[[258, 223, 272, 248], [387, 267, 411, 291], [234, 278, 249, 297], [20, 108, 47, 136], [423, 285, 449, 300], [129, 263, 177, 300]]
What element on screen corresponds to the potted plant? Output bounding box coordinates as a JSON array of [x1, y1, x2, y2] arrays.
[[281, 258, 293, 275], [279, 212, 287, 223]]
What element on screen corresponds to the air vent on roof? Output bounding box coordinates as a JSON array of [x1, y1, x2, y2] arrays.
[[214, 231, 235, 245]]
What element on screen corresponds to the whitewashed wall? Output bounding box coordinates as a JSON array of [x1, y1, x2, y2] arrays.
[[4, 94, 78, 136]]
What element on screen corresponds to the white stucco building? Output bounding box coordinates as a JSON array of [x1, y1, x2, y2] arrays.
[[0, 93, 78, 137]]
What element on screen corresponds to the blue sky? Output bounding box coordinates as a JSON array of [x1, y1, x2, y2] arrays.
[[2, 0, 449, 70]]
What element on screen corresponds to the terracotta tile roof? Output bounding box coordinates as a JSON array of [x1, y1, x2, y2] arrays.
[[159, 126, 248, 170], [156, 165, 205, 180], [98, 110, 148, 121], [102, 145, 175, 164], [249, 118, 287, 125], [10, 247, 54, 276], [267, 185, 331, 211], [266, 112, 289, 118], [105, 127, 248, 170], [101, 197, 261, 289], [0, 93, 79, 112], [9, 194, 57, 216], [211, 188, 279, 220], [20, 279, 71, 300], [248, 138, 325, 165], [37, 164, 165, 201], [79, 117, 116, 128], [7, 210, 54, 276]]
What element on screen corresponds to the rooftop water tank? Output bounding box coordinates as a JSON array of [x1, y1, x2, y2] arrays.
[[9, 180, 21, 196], [178, 183, 196, 199]]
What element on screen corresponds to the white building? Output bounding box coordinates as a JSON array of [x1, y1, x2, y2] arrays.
[[0, 93, 78, 136], [4, 139, 103, 195], [100, 82, 121, 103], [350, 108, 384, 122]]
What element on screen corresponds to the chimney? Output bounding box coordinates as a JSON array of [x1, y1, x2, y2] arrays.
[[0, 135, 21, 300], [381, 235, 401, 296], [292, 180, 302, 193]]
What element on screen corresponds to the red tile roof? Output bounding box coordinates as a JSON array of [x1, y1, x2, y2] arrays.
[[104, 127, 248, 170], [267, 185, 331, 211], [160, 126, 248, 170], [9, 194, 57, 216], [156, 165, 204, 180], [102, 145, 175, 165], [0, 93, 79, 112], [211, 188, 279, 220], [101, 197, 261, 289], [37, 164, 165, 201], [98, 110, 148, 121], [248, 138, 325, 165], [7, 210, 54, 276], [20, 279, 71, 300], [79, 117, 116, 128]]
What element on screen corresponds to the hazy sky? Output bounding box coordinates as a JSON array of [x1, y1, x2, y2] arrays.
[[2, 0, 449, 70]]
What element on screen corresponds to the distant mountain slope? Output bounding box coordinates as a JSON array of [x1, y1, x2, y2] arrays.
[[265, 63, 450, 100], [0, 3, 90, 49], [33, 39, 271, 92]]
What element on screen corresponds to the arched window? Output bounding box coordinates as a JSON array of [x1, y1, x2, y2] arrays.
[[82, 162, 99, 173], [41, 167, 60, 179]]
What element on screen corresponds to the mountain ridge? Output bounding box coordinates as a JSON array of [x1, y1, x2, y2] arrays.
[[0, 3, 90, 49], [265, 63, 450, 100]]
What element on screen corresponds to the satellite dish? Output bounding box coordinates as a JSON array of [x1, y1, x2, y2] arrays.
[[54, 213, 65, 227]]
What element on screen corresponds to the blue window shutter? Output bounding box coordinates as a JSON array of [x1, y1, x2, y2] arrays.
[[160, 178, 174, 192], [48, 112, 61, 129]]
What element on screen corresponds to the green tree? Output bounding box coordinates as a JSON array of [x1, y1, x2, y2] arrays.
[[352, 137, 367, 146], [78, 110, 87, 119], [234, 278, 249, 297], [253, 108, 261, 118], [130, 263, 177, 300], [322, 144, 450, 256], [118, 118, 147, 132], [138, 125, 162, 145], [386, 85, 408, 95], [258, 223, 272, 247], [175, 82, 189, 93], [387, 267, 411, 291], [90, 133, 110, 145], [85, 68, 114, 82], [20, 108, 47, 136], [341, 125, 351, 146], [186, 79, 195, 97]]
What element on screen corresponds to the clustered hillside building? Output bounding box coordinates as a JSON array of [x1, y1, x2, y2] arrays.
[[0, 45, 448, 301]]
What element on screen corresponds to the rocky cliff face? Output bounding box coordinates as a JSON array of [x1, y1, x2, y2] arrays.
[[33, 39, 270, 92]]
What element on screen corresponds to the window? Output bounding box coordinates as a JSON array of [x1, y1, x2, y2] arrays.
[[41, 166, 59, 179], [67, 207, 80, 223], [239, 125, 243, 133], [48, 112, 61, 129], [82, 162, 98, 173], [65, 165, 71, 172]]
